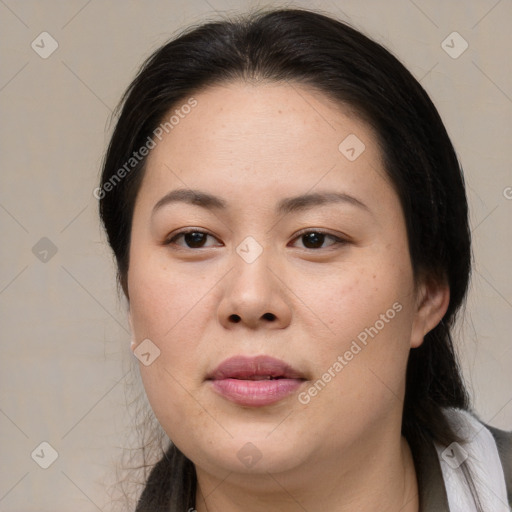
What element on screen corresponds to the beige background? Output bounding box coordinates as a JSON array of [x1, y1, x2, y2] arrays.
[[1, 0, 511, 510]]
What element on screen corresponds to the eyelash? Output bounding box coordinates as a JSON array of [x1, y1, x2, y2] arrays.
[[164, 228, 348, 250]]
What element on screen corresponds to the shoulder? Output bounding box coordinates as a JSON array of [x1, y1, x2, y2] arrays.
[[484, 422, 512, 506]]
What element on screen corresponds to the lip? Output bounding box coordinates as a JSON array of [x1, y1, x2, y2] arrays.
[[207, 355, 306, 407]]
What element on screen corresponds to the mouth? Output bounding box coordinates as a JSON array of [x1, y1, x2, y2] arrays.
[[206, 355, 307, 407]]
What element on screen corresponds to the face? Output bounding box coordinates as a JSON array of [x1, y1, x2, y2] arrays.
[[127, 82, 447, 480]]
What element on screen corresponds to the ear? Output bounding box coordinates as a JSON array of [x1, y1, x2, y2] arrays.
[[410, 276, 450, 348]]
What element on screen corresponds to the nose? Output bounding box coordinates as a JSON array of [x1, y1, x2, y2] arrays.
[[216, 244, 292, 330]]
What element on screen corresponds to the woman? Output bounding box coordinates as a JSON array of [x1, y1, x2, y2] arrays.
[[98, 8, 511, 512]]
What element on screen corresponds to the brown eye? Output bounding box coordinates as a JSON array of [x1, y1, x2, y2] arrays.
[[166, 230, 221, 249], [182, 232, 208, 248], [302, 232, 326, 249], [291, 230, 346, 250]]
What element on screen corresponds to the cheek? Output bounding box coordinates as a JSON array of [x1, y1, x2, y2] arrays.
[[291, 248, 416, 405], [127, 258, 208, 405], [128, 262, 217, 439], [128, 252, 212, 339], [292, 253, 413, 344], [295, 274, 414, 443], [139, 361, 222, 461]]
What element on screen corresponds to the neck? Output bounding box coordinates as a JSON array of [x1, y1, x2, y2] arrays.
[[194, 432, 419, 512]]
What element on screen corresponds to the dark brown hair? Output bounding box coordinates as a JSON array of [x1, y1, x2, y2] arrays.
[[99, 8, 472, 510]]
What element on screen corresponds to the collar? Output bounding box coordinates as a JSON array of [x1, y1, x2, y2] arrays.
[[413, 408, 511, 512]]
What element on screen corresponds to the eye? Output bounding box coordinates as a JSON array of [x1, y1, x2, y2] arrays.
[[290, 230, 347, 250], [165, 229, 222, 249]]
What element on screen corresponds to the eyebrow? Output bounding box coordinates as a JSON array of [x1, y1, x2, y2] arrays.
[[152, 189, 227, 216], [151, 188, 370, 217], [277, 191, 370, 216]]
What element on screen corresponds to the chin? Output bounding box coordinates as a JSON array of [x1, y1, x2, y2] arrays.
[[192, 430, 311, 476]]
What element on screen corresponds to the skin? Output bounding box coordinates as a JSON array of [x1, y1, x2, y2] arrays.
[[127, 81, 450, 512]]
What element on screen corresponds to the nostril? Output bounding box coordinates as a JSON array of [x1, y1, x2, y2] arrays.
[[262, 312, 276, 321], [229, 314, 241, 323]]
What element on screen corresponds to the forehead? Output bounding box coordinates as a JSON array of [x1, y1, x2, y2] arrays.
[[138, 81, 392, 212], [151, 81, 380, 158]]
